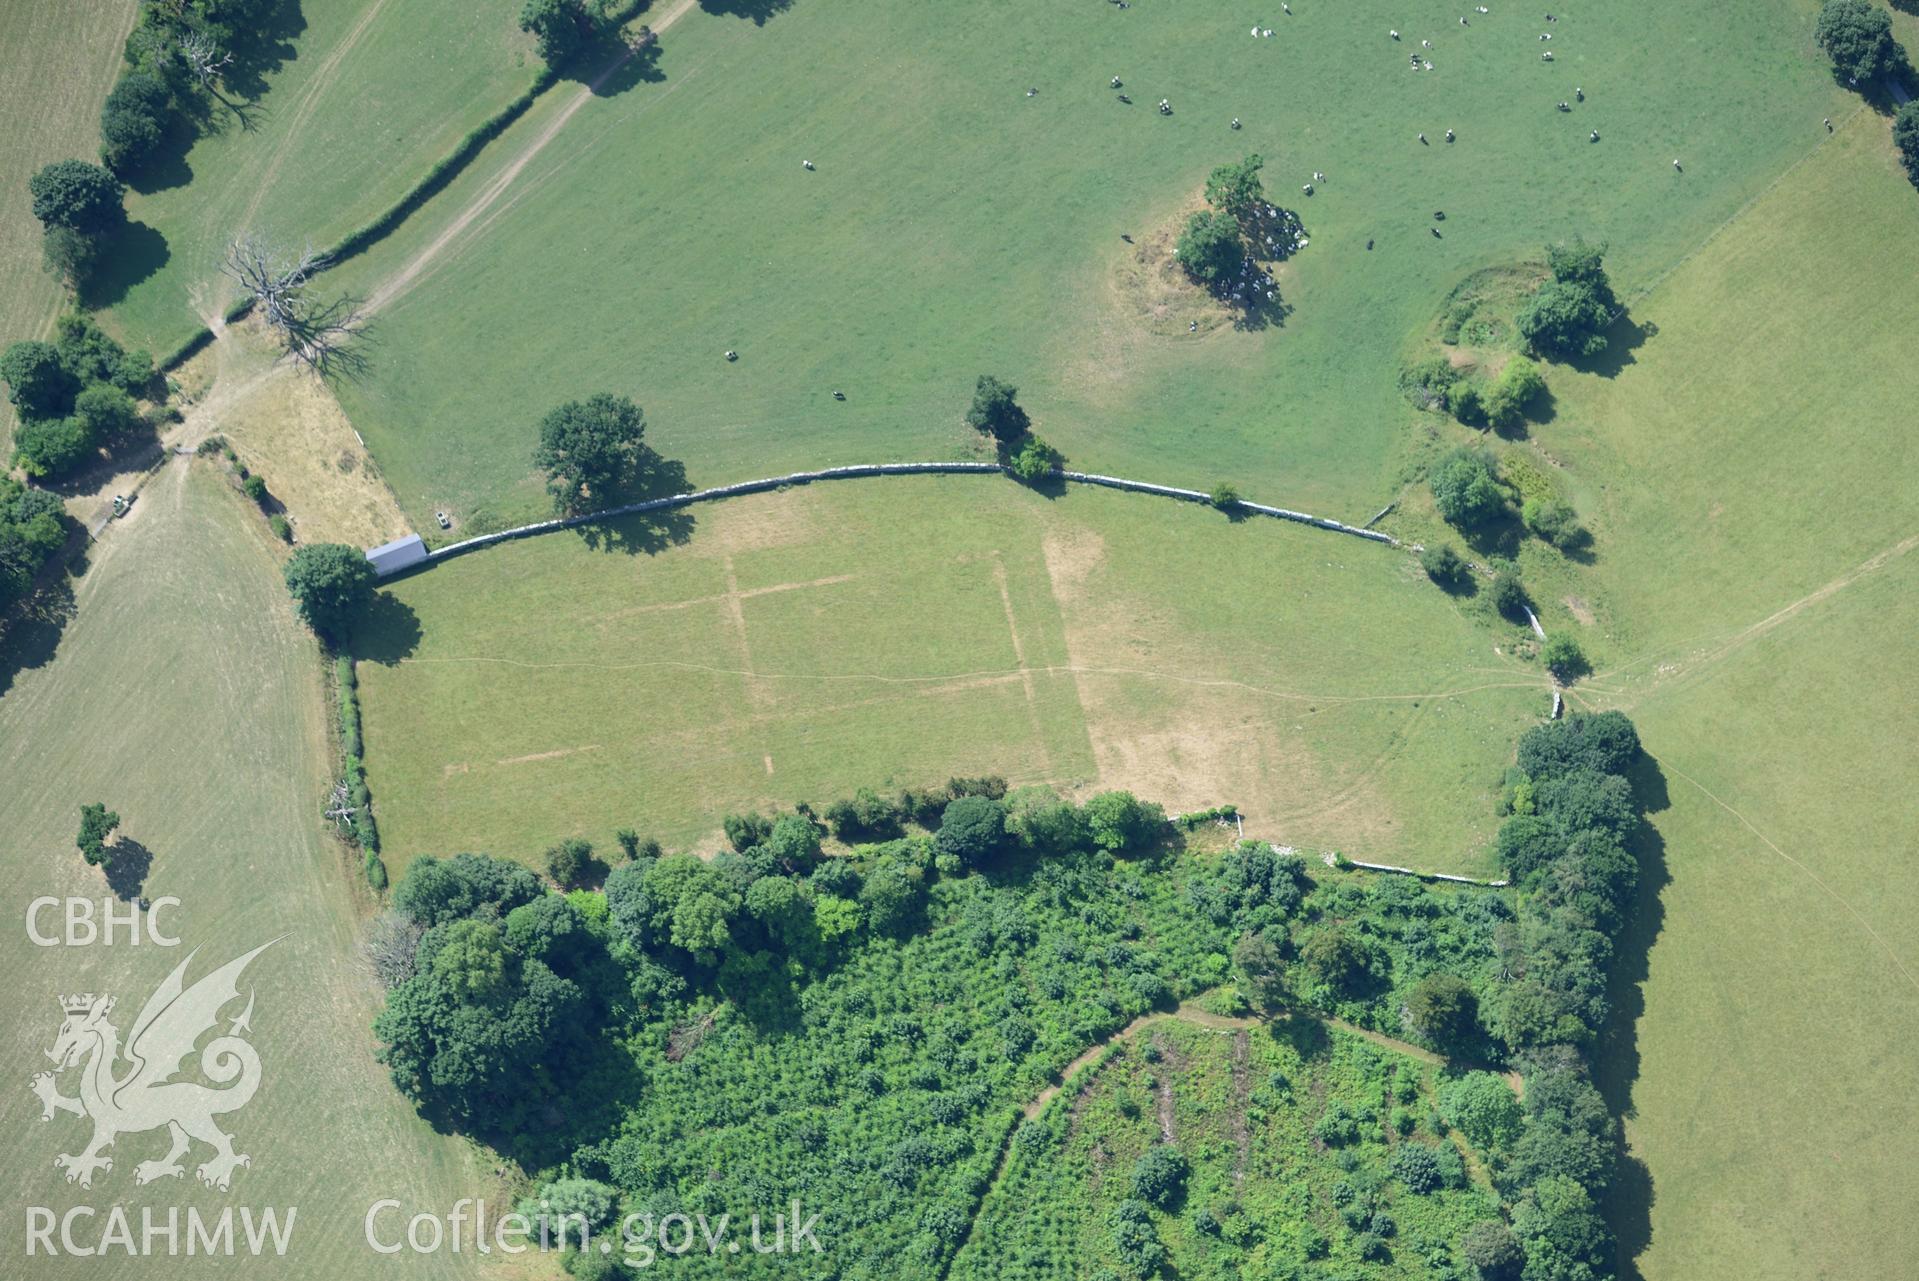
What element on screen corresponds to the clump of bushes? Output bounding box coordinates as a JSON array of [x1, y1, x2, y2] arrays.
[[1429, 448, 1508, 529], [1398, 356, 1462, 413], [1484, 358, 1546, 431], [1208, 481, 1241, 510], [1007, 432, 1062, 484], [1521, 496, 1585, 549], [0, 315, 154, 480], [1420, 543, 1471, 589], [334, 656, 382, 869], [1517, 239, 1617, 360]]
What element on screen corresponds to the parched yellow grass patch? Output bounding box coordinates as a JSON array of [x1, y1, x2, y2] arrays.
[[175, 319, 410, 548]]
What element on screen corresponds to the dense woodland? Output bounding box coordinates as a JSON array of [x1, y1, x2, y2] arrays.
[[368, 712, 1648, 1279]]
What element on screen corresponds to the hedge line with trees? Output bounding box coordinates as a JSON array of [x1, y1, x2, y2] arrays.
[[0, 475, 71, 618]]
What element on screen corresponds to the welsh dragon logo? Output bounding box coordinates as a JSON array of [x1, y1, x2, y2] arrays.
[[30, 940, 277, 1191]]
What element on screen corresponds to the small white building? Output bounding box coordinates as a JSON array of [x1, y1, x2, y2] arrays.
[[366, 533, 428, 578]]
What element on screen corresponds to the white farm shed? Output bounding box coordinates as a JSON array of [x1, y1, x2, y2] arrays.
[[365, 533, 428, 578]]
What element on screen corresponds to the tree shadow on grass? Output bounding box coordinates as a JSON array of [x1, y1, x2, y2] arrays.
[[0, 576, 77, 699], [1264, 1011, 1333, 1062], [1566, 314, 1654, 380], [349, 591, 423, 666], [575, 450, 696, 555], [699, 0, 796, 24], [104, 838, 155, 902], [568, 25, 666, 97], [79, 222, 170, 311], [221, 0, 307, 105], [1594, 752, 1671, 1280]]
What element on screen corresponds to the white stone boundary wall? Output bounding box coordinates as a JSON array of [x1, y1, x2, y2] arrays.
[[388, 462, 1398, 576]]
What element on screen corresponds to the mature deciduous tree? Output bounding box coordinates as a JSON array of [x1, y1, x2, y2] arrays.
[[1175, 209, 1246, 285], [964, 375, 1030, 446], [282, 542, 377, 644], [533, 392, 647, 515], [1815, 0, 1906, 85]]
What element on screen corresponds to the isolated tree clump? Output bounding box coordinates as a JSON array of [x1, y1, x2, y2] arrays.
[[1488, 564, 1529, 619], [965, 375, 1030, 446], [1131, 1145, 1189, 1208], [1420, 543, 1471, 589], [282, 542, 377, 644], [76, 802, 121, 869], [1542, 633, 1589, 683], [1517, 239, 1616, 360], [1176, 209, 1247, 285], [1429, 448, 1507, 529], [534, 392, 647, 515], [1815, 0, 1906, 86]]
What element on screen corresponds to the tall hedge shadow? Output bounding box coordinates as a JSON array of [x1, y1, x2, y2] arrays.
[[1595, 751, 1671, 1279]]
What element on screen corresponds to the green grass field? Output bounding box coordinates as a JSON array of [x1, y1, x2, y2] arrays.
[[324, 0, 1849, 534], [93, 0, 531, 356], [352, 477, 1543, 879], [1509, 112, 1919, 1280], [0, 464, 494, 1278], [0, 0, 138, 451]]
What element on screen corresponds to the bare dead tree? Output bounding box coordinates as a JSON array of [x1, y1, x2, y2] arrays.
[[364, 912, 424, 988], [222, 235, 368, 375], [177, 31, 234, 87]]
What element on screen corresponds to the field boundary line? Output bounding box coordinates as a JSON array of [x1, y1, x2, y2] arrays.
[[1625, 101, 1871, 307], [382, 463, 1396, 577]]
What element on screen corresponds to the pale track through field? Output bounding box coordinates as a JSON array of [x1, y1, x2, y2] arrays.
[[1583, 531, 1919, 695], [228, 0, 396, 249], [1562, 531, 1919, 1007], [392, 652, 1548, 707], [1660, 760, 1919, 1000], [362, 0, 700, 317]]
